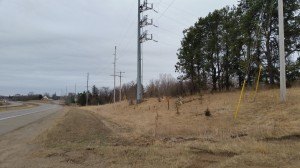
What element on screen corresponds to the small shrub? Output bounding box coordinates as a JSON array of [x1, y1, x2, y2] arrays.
[[129, 99, 134, 106], [175, 97, 183, 115], [205, 108, 211, 117], [158, 97, 161, 102]]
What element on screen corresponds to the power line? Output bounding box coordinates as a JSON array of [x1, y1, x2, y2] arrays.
[[158, 0, 198, 18], [118, 19, 136, 48], [157, 0, 163, 6], [117, 0, 140, 61], [117, 0, 136, 46], [159, 12, 191, 27], [118, 0, 188, 61], [156, 25, 183, 38], [158, 0, 176, 19], [118, 26, 138, 60]]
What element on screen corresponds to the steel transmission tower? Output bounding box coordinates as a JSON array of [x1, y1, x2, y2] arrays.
[[278, 0, 286, 102], [137, 0, 157, 104]]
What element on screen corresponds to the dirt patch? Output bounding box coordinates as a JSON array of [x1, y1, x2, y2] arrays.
[[38, 108, 160, 150], [161, 136, 199, 143], [46, 150, 91, 164], [187, 147, 237, 168], [38, 108, 112, 148], [189, 146, 237, 157], [230, 133, 248, 139], [263, 134, 300, 142]]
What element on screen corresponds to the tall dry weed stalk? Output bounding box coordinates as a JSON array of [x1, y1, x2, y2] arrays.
[[175, 97, 183, 115], [167, 97, 170, 110], [154, 111, 159, 138]]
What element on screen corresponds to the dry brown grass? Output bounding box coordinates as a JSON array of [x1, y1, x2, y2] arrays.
[[0, 102, 38, 112], [37, 108, 111, 148], [36, 87, 300, 167]]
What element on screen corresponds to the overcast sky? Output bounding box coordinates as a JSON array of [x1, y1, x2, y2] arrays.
[[0, 0, 238, 96]]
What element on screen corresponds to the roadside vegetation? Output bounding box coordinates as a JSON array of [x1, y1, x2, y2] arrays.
[[35, 87, 300, 167]]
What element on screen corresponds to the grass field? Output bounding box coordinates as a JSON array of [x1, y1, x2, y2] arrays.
[[36, 87, 300, 167], [0, 102, 38, 112]]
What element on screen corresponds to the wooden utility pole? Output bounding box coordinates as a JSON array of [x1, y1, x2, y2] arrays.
[[118, 71, 125, 102], [75, 84, 77, 104], [113, 46, 117, 103], [86, 73, 89, 106]]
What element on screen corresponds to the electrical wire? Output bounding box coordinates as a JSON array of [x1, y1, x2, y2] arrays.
[[159, 0, 199, 18], [158, 0, 176, 19]]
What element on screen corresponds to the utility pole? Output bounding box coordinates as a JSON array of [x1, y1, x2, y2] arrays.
[[118, 71, 125, 102], [278, 0, 286, 102], [137, 0, 141, 104], [74, 84, 77, 104], [112, 46, 117, 103], [86, 73, 89, 106], [66, 86, 68, 103], [137, 0, 157, 104]]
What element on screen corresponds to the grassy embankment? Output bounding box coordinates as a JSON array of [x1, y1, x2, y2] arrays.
[[36, 88, 300, 167]]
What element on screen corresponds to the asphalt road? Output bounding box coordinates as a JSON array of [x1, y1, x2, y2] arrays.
[[0, 103, 62, 135]]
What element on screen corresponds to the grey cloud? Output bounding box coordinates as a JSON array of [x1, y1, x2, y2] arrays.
[[0, 0, 238, 95]]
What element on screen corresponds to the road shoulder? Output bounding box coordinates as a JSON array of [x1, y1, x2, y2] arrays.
[[0, 107, 67, 168]]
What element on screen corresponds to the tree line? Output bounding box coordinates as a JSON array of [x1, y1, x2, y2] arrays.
[[73, 0, 300, 106], [73, 74, 197, 106], [176, 0, 300, 93], [74, 83, 137, 106]]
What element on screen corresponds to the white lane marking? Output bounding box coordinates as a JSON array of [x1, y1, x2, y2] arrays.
[[0, 107, 58, 121]]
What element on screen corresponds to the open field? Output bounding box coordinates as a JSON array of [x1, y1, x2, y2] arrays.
[[0, 102, 8, 106], [0, 102, 38, 112], [0, 100, 58, 113], [21, 87, 299, 168]]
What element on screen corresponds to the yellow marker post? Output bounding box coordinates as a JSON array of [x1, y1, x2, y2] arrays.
[[234, 79, 246, 119]]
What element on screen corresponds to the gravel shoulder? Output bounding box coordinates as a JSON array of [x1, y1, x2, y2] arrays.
[[0, 106, 66, 168]]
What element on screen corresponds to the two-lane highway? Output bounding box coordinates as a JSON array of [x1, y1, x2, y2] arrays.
[[0, 103, 62, 135]]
